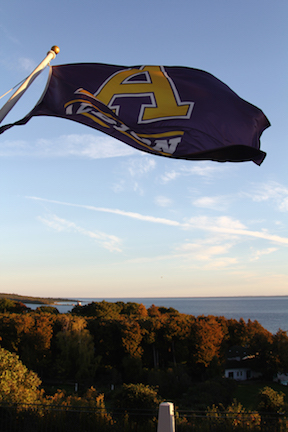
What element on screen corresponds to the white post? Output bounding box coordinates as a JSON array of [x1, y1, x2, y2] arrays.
[[157, 402, 175, 432], [0, 45, 60, 124]]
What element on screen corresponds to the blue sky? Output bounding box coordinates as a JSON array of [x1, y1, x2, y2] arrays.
[[0, 0, 287, 298]]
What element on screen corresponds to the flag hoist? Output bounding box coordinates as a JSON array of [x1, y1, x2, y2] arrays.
[[0, 46, 60, 124]]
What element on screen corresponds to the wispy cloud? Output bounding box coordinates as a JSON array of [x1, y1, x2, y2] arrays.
[[126, 157, 156, 177], [27, 196, 288, 245], [28, 197, 182, 227], [193, 181, 288, 212], [0, 27, 37, 74], [38, 214, 122, 252], [154, 196, 173, 207], [177, 238, 238, 268], [128, 236, 238, 269], [250, 247, 278, 261], [193, 195, 229, 211], [159, 162, 224, 184], [159, 169, 180, 183], [187, 215, 246, 231], [178, 241, 233, 259], [112, 156, 156, 195], [245, 181, 288, 212], [0, 134, 136, 158], [186, 215, 288, 245]]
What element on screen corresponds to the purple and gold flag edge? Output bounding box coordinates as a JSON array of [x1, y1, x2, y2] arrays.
[[0, 63, 270, 165], [0, 103, 268, 165]]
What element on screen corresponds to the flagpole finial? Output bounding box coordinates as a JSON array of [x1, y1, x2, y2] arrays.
[[50, 46, 60, 55], [0, 45, 60, 124]]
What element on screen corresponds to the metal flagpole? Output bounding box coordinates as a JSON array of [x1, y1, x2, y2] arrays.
[[0, 45, 60, 124]]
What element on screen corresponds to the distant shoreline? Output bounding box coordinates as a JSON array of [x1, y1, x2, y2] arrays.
[[0, 293, 78, 305]]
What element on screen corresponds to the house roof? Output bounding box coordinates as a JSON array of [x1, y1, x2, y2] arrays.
[[227, 345, 250, 360], [225, 357, 259, 371]]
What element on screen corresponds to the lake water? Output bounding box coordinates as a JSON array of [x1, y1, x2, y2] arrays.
[[27, 296, 288, 335]]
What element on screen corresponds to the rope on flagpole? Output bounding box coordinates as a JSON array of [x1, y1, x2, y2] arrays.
[[0, 76, 29, 100], [0, 46, 60, 124]]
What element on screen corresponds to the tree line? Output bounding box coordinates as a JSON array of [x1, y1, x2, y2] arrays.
[[0, 298, 287, 430], [0, 298, 287, 389]]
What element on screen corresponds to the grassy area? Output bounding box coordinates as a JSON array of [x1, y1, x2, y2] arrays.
[[234, 380, 288, 410]]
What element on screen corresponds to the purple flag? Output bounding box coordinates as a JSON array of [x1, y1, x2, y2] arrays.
[[0, 63, 270, 164]]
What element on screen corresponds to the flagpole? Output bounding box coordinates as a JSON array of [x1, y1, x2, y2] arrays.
[[0, 45, 60, 124]]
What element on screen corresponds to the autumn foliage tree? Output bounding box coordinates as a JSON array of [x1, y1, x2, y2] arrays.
[[0, 312, 53, 375], [188, 315, 224, 378], [0, 298, 286, 400], [0, 347, 42, 404]]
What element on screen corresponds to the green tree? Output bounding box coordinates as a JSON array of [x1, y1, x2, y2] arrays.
[[273, 329, 288, 373], [112, 383, 161, 429], [113, 383, 161, 413], [0, 313, 21, 352], [161, 314, 192, 367], [226, 318, 249, 347], [0, 298, 15, 313], [257, 386, 285, 413], [140, 314, 166, 369], [246, 320, 274, 378], [87, 317, 122, 370], [55, 315, 97, 381], [206, 401, 261, 430], [118, 302, 148, 318], [72, 300, 122, 318], [0, 347, 42, 404], [35, 305, 59, 314], [158, 306, 179, 316], [0, 298, 28, 314]]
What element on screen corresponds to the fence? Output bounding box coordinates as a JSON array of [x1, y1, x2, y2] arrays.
[[0, 402, 287, 432], [176, 409, 288, 432], [0, 403, 157, 432]]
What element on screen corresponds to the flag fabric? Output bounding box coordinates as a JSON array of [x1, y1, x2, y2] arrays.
[[0, 63, 270, 164]]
